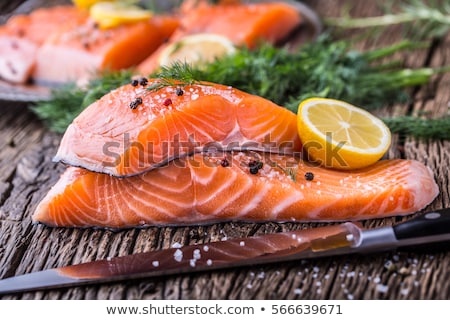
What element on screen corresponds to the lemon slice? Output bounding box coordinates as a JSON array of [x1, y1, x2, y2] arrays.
[[90, 2, 152, 29], [297, 97, 391, 170], [159, 33, 236, 68]]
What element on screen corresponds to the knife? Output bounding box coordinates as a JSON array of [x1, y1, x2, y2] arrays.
[[1, 207, 449, 295]]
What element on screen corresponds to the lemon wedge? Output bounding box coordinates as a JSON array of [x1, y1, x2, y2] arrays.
[[90, 2, 152, 29], [297, 97, 391, 170], [159, 33, 236, 68]]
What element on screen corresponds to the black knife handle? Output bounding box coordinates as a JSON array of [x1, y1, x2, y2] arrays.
[[393, 208, 450, 240]]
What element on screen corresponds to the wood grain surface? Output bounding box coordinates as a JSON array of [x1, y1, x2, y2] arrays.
[[0, 0, 449, 300]]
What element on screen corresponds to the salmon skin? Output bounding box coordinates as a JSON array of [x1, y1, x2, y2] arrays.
[[137, 0, 302, 74], [54, 80, 302, 177], [33, 152, 439, 229]]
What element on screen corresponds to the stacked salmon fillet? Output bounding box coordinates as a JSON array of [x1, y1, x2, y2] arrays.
[[34, 80, 439, 228], [0, 1, 438, 228]]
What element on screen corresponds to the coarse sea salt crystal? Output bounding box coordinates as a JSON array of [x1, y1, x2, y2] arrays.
[[152, 261, 159, 267], [174, 249, 183, 262], [171, 242, 182, 248], [376, 284, 389, 293], [203, 245, 209, 252], [239, 241, 245, 247], [190, 259, 196, 267], [193, 249, 201, 260], [400, 288, 410, 296], [206, 259, 213, 266], [294, 288, 302, 295]]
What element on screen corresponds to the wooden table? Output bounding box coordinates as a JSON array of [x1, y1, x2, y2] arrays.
[[0, 0, 449, 300]]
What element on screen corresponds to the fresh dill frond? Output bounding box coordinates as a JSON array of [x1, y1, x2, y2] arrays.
[[148, 61, 201, 91], [383, 116, 450, 140], [194, 34, 438, 112], [325, 0, 450, 39]]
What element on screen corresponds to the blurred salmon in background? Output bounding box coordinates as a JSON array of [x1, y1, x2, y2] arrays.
[[0, 5, 87, 83], [138, 0, 303, 73], [0, 2, 179, 85], [0, 0, 303, 84]]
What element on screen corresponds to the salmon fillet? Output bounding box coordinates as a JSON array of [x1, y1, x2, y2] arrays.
[[137, 0, 302, 74], [0, 5, 179, 84], [33, 15, 179, 84], [33, 152, 439, 229], [54, 80, 302, 177]]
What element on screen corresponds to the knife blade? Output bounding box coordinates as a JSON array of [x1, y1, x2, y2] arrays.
[[1, 207, 449, 295]]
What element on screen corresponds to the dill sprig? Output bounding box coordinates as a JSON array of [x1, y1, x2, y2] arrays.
[[147, 62, 200, 91], [268, 161, 297, 182], [325, 0, 450, 39], [383, 116, 450, 140]]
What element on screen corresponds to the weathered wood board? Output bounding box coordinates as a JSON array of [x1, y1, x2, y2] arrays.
[[0, 0, 449, 300]]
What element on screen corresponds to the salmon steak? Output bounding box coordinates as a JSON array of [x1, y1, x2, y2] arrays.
[[54, 80, 302, 177], [33, 152, 439, 229]]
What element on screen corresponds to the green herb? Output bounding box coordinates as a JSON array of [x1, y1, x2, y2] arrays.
[[325, 0, 450, 39], [32, 36, 449, 139], [191, 35, 444, 113], [269, 161, 297, 182], [147, 62, 200, 92], [383, 116, 450, 140]]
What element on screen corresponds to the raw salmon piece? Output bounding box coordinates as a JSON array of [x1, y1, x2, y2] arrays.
[[54, 81, 302, 177], [33, 15, 179, 84], [0, 5, 88, 84], [0, 36, 37, 83], [1, 6, 88, 45], [137, 1, 301, 74], [33, 152, 439, 228]]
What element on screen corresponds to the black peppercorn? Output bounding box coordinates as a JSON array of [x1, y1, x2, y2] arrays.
[[249, 166, 259, 174], [139, 77, 148, 86], [131, 79, 139, 87], [130, 97, 143, 110], [304, 172, 314, 181], [176, 87, 184, 96], [249, 160, 263, 174], [220, 158, 229, 167]]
